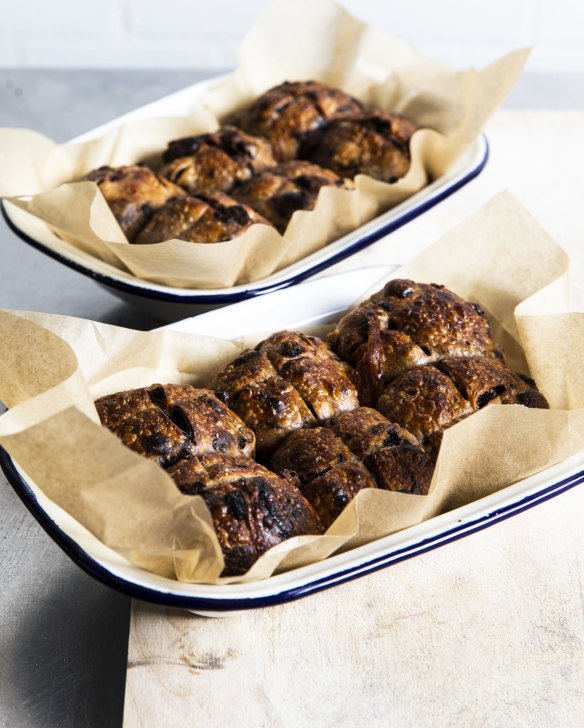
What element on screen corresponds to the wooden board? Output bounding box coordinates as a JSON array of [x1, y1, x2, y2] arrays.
[[125, 485, 584, 727], [124, 110, 584, 727]]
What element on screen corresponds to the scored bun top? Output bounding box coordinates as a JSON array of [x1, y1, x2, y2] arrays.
[[236, 80, 364, 161]]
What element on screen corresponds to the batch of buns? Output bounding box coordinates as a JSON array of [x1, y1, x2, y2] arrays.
[[96, 278, 548, 576], [83, 80, 419, 245]]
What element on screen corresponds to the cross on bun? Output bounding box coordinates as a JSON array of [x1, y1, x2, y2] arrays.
[[231, 160, 353, 233], [166, 453, 324, 576], [134, 190, 271, 245], [329, 279, 501, 405], [216, 331, 359, 457], [95, 383, 255, 466], [160, 125, 276, 195], [271, 407, 434, 527]]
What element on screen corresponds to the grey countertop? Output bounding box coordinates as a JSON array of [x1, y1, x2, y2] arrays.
[[0, 69, 211, 728], [0, 69, 582, 728]]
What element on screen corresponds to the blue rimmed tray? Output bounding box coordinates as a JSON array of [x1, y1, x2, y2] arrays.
[[1, 73, 488, 321], [1, 267, 581, 617]]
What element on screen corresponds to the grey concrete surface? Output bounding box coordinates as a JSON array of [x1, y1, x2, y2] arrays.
[[0, 69, 582, 728], [0, 69, 210, 728]]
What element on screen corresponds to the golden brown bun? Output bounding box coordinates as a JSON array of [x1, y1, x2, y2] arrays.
[[166, 454, 324, 576], [329, 279, 500, 405], [134, 190, 271, 244], [302, 462, 377, 529], [326, 406, 419, 459], [271, 408, 434, 527], [95, 384, 255, 466], [256, 331, 358, 421], [271, 427, 375, 528], [216, 350, 317, 458], [377, 356, 549, 444], [306, 111, 418, 182], [236, 80, 364, 161], [271, 426, 357, 482], [326, 407, 433, 492], [84, 164, 185, 241], [216, 332, 359, 457], [325, 406, 434, 491], [232, 160, 353, 233], [219, 364, 317, 458], [159, 125, 276, 195]]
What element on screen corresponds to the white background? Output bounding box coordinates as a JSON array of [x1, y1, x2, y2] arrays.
[[0, 0, 583, 72]]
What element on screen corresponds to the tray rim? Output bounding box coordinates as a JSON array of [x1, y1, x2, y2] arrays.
[[0, 69, 489, 305], [0, 266, 582, 613], [1, 445, 583, 613]]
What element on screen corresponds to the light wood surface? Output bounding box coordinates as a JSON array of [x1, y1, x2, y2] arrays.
[[126, 486, 584, 728], [124, 110, 584, 727]]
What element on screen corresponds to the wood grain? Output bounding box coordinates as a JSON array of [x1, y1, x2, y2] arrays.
[[125, 110, 584, 727], [125, 485, 584, 727]]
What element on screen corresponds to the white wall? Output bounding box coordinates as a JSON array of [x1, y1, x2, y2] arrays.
[[1, 0, 583, 72]]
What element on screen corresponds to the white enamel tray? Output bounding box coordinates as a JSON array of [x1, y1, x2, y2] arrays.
[[1, 267, 583, 617], [1, 74, 489, 320]]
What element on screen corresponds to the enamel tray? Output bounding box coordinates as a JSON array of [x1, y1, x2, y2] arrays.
[[0, 73, 489, 320], [1, 267, 583, 617]]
